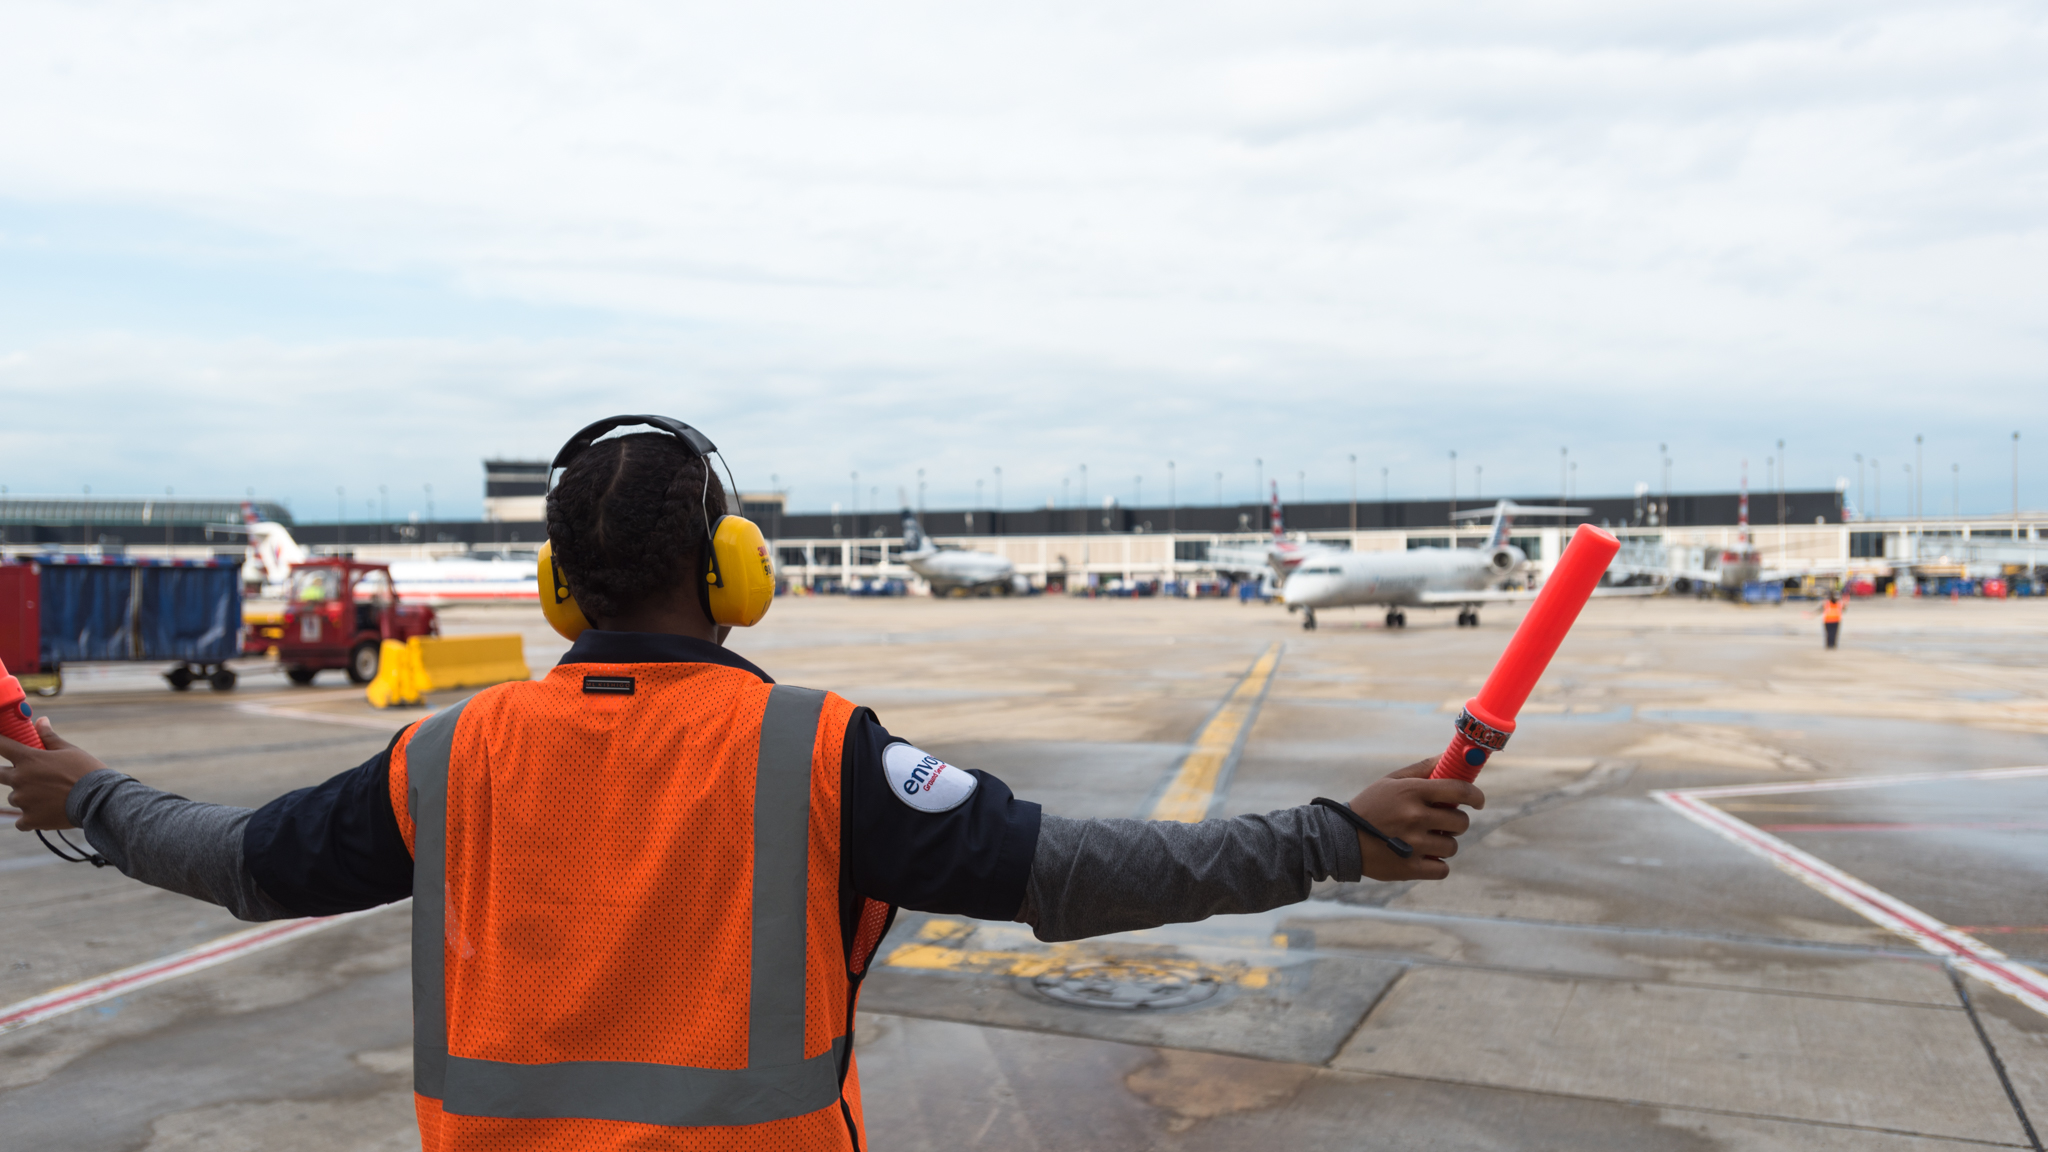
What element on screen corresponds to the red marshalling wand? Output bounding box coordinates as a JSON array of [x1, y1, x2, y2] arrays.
[[0, 656, 42, 753], [1431, 524, 1621, 782]]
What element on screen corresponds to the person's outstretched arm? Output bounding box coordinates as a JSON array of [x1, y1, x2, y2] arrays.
[[840, 711, 1482, 942], [1016, 761, 1478, 941], [0, 715, 414, 921]]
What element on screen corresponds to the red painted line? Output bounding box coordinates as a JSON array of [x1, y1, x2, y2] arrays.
[[1757, 821, 2048, 833], [1956, 926, 2048, 935], [0, 904, 397, 1034]]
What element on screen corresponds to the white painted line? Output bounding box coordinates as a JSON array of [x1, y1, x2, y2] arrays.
[[1675, 764, 2048, 800], [1653, 783, 2048, 1020], [234, 701, 428, 732], [0, 903, 400, 1035]]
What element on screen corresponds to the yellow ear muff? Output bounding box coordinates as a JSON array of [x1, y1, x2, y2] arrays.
[[704, 515, 775, 628], [537, 540, 593, 641]]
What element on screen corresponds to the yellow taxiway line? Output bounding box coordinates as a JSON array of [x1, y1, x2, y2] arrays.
[[882, 917, 1275, 989], [1147, 642, 1284, 823]]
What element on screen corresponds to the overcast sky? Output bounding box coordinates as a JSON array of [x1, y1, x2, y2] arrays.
[[2, 0, 2043, 520]]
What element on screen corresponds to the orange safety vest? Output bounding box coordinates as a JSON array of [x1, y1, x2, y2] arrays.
[[1823, 599, 1844, 623], [388, 661, 890, 1151]]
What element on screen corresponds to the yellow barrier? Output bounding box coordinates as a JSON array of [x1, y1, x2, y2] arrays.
[[366, 634, 530, 709]]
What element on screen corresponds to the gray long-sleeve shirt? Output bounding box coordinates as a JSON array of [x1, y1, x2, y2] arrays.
[[67, 768, 1366, 936]]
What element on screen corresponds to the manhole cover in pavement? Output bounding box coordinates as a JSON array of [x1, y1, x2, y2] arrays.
[[1032, 961, 1222, 1011]]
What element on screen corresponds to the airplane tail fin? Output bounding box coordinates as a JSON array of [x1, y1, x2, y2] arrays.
[[900, 508, 930, 554], [242, 500, 260, 527], [1486, 501, 1513, 550], [1270, 481, 1284, 544], [249, 519, 307, 587], [1738, 461, 1751, 545]]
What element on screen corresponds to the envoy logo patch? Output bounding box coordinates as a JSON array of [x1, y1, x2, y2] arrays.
[[882, 742, 977, 813]]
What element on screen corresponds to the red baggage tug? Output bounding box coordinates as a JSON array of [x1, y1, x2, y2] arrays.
[[264, 559, 438, 686]]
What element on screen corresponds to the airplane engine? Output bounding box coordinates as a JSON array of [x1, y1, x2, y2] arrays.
[[1488, 545, 1523, 573]]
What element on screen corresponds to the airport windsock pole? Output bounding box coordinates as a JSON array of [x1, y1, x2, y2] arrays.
[[1431, 524, 1620, 782], [0, 657, 43, 752]]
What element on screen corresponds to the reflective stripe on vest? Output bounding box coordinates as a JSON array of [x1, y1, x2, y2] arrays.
[[406, 685, 839, 1127]]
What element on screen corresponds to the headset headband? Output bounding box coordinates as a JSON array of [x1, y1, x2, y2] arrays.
[[549, 415, 718, 482]]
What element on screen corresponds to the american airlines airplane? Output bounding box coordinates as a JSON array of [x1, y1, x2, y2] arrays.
[[1608, 463, 1801, 595], [900, 510, 1022, 596], [1209, 483, 1340, 582], [1279, 501, 1617, 630], [230, 503, 539, 605]]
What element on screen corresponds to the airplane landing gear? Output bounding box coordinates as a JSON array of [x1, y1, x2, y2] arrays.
[[1383, 610, 1406, 629], [1456, 609, 1480, 627], [1302, 608, 1317, 631]]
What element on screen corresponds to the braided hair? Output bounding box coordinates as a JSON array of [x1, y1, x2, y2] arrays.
[[544, 432, 728, 623]]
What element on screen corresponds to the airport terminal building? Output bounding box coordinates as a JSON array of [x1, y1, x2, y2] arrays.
[[7, 485, 2042, 591]]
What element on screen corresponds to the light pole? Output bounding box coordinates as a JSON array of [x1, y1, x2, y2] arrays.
[[975, 479, 983, 511], [1135, 474, 1143, 512], [1348, 454, 1357, 533], [1775, 439, 1785, 554], [916, 468, 924, 515], [1167, 461, 1175, 534], [1904, 463, 1914, 562], [1915, 433, 1924, 552], [425, 483, 434, 525], [1659, 442, 1669, 526], [1381, 466, 1388, 507], [994, 466, 1002, 512], [851, 472, 859, 519], [1448, 449, 1458, 526], [1215, 471, 1223, 505], [1475, 464, 1482, 502], [2013, 433, 2021, 536], [1297, 470, 1305, 504]]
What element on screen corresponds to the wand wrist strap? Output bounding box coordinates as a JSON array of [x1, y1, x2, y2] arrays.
[[1311, 797, 1413, 859]]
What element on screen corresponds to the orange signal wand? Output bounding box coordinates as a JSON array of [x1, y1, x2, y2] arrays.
[[1431, 524, 1620, 782], [0, 656, 41, 753]]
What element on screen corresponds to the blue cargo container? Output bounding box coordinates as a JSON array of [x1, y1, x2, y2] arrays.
[[35, 557, 243, 692], [1741, 580, 1784, 604]]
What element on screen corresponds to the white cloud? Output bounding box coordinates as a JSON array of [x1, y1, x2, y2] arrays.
[[1, 0, 2044, 512]]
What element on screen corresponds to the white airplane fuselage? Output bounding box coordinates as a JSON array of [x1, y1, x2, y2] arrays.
[[1282, 546, 1524, 611], [906, 548, 1016, 593]]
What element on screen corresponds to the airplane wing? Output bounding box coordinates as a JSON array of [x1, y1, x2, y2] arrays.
[[1416, 585, 1661, 605], [1608, 559, 1719, 584]]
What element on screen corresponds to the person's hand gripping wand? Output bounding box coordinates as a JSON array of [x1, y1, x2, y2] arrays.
[[0, 656, 112, 864]]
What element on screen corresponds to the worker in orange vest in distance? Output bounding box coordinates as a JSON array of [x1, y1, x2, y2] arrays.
[[1820, 590, 1846, 649], [0, 416, 1484, 1152]]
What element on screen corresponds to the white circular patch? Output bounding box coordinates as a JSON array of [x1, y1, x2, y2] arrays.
[[882, 742, 978, 813]]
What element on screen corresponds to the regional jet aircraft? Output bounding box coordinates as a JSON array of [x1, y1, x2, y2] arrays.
[[1280, 501, 1618, 630], [900, 510, 1021, 596]]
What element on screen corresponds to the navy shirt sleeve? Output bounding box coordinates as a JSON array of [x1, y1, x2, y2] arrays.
[[243, 730, 415, 917], [842, 709, 1041, 921], [238, 704, 1043, 922]]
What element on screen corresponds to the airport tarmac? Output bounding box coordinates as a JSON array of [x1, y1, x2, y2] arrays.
[[3, 593, 2046, 1149]]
